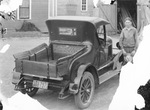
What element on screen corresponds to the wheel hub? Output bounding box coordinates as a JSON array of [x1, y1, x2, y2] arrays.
[[86, 89, 90, 93]]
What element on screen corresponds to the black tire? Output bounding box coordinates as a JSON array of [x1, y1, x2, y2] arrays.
[[19, 81, 38, 97], [116, 42, 121, 50], [74, 71, 95, 109], [0, 101, 3, 110]]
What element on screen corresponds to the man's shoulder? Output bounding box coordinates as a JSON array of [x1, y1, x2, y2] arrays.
[[122, 27, 127, 30], [122, 28, 127, 31], [122, 27, 137, 33], [131, 27, 137, 31]]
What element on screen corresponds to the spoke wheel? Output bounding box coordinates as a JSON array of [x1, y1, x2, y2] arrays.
[[75, 71, 95, 109], [19, 81, 38, 97]]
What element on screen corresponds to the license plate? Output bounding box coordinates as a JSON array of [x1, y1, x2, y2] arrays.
[[33, 80, 48, 89]]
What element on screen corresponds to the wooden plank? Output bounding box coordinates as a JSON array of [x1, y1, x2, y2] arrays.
[[13, 51, 30, 60], [98, 4, 117, 34], [22, 60, 57, 78]]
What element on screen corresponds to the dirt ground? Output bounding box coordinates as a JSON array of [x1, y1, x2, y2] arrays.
[[0, 36, 120, 110]]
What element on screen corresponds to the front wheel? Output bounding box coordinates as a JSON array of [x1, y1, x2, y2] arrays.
[[19, 81, 38, 97], [74, 71, 95, 109]]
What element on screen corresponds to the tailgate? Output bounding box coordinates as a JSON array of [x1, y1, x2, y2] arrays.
[[22, 60, 57, 78]]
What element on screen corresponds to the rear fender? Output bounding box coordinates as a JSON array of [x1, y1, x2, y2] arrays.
[[12, 71, 25, 91], [12, 71, 22, 85], [69, 64, 91, 94]]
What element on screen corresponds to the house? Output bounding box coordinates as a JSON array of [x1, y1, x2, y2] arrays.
[[0, 0, 117, 34], [1, 0, 149, 35]]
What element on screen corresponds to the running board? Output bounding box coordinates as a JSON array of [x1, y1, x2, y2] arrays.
[[98, 60, 113, 71], [99, 70, 120, 84]]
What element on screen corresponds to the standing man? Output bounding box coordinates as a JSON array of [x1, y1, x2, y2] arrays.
[[0, 14, 7, 39], [119, 17, 138, 64], [0, 14, 5, 39], [0, 23, 4, 38], [0, 15, 3, 38]]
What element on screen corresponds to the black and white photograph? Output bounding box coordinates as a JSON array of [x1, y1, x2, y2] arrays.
[[0, 0, 150, 110]]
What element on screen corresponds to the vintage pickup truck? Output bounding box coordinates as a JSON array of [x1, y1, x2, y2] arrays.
[[12, 16, 122, 109]]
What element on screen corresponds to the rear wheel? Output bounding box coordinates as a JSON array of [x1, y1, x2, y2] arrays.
[[19, 81, 38, 97], [74, 71, 95, 109]]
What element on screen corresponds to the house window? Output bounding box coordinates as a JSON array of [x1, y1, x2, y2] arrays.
[[81, 0, 87, 11], [18, 0, 31, 19]]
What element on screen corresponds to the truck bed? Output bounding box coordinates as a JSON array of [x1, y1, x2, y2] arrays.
[[13, 43, 85, 78]]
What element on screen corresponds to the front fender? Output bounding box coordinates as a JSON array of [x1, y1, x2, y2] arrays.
[[113, 50, 123, 70], [69, 64, 91, 94]]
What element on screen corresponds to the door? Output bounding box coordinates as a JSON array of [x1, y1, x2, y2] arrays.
[[97, 25, 107, 66], [96, 4, 117, 34]]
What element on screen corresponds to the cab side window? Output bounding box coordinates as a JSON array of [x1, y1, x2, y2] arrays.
[[97, 25, 104, 40], [97, 25, 105, 47]]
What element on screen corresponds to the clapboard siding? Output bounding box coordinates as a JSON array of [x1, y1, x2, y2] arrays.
[[30, 0, 48, 32], [2, 0, 49, 32], [57, 0, 94, 16], [57, 0, 67, 16], [2, 11, 23, 31], [2, 0, 117, 33]]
